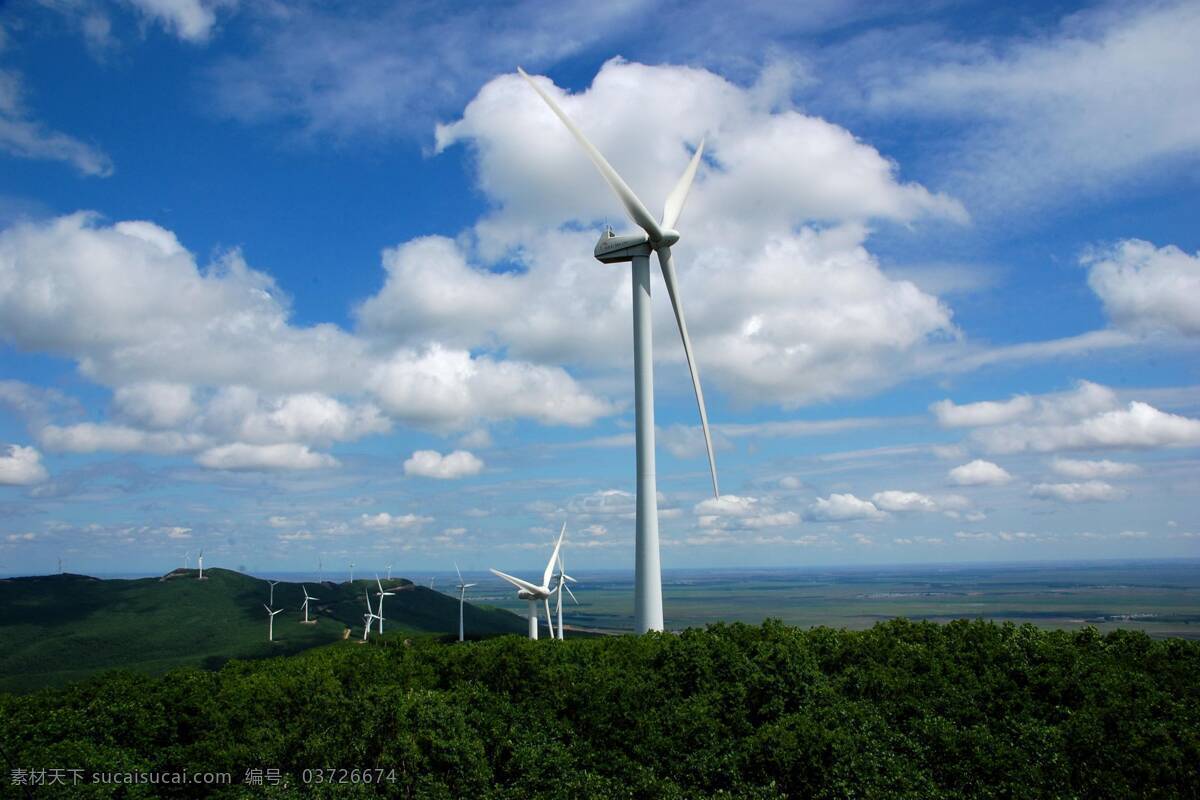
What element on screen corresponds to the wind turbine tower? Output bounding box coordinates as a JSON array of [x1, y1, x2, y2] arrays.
[[264, 604, 282, 642], [374, 576, 394, 634], [454, 562, 477, 643], [267, 580, 279, 606], [197, 550, 206, 580], [518, 67, 719, 633], [300, 586, 318, 624], [555, 552, 579, 640]]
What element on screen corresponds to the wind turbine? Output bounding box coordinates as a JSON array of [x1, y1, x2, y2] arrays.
[[454, 562, 477, 643], [360, 589, 379, 642], [490, 522, 566, 640], [267, 580, 279, 606], [300, 585, 318, 624], [197, 550, 205, 580], [183, 550, 191, 570], [518, 67, 719, 633], [554, 552, 579, 640], [348, 562, 355, 584], [264, 604, 283, 642], [386, 563, 393, 580], [374, 576, 395, 634]]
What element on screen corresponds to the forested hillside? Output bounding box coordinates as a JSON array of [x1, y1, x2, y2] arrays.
[[0, 570, 525, 692], [2, 619, 1197, 798]]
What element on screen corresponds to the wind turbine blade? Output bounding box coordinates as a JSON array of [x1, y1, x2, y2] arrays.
[[375, 575, 383, 592], [544, 598, 555, 638], [263, 604, 271, 613], [661, 138, 704, 231], [542, 521, 566, 589], [656, 246, 719, 498], [454, 561, 463, 583], [490, 568, 541, 594], [517, 67, 663, 242], [563, 584, 579, 605]]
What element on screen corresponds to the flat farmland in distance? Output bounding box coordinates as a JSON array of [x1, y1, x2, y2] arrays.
[[475, 560, 1200, 638]]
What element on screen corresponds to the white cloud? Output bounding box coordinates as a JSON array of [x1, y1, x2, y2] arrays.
[[1085, 240, 1200, 337], [162, 526, 192, 539], [196, 442, 337, 471], [0, 70, 114, 177], [868, 489, 960, 513], [0, 444, 48, 485], [947, 459, 1012, 486], [41, 423, 209, 455], [1031, 481, 1127, 503], [360, 512, 433, 530], [931, 395, 1032, 427], [421, 60, 962, 407], [806, 493, 885, 521], [941, 381, 1200, 454], [1050, 458, 1141, 479], [403, 449, 485, 480], [124, 0, 229, 43], [859, 2, 1200, 213], [0, 213, 613, 451], [113, 382, 197, 429], [694, 494, 799, 530]]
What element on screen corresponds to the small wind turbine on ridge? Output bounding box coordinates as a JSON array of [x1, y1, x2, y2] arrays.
[[454, 562, 477, 643], [264, 604, 283, 642]]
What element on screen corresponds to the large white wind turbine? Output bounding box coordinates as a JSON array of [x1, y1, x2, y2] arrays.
[[300, 585, 318, 624], [490, 522, 566, 640], [454, 562, 477, 643], [518, 67, 719, 633], [374, 576, 395, 634], [264, 604, 282, 642]]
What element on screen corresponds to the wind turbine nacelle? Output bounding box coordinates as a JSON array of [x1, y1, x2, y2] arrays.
[[594, 229, 651, 263], [517, 589, 537, 600]]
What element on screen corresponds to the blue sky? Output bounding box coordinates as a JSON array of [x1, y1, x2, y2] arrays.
[[0, 0, 1197, 577]]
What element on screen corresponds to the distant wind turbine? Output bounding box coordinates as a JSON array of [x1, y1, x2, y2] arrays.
[[267, 580, 279, 606], [454, 562, 477, 643], [197, 550, 205, 580], [348, 562, 355, 584], [386, 563, 393, 580], [264, 604, 283, 642], [518, 67, 719, 633], [375, 576, 395, 634], [490, 522, 566, 640], [300, 585, 318, 624], [360, 589, 379, 642]]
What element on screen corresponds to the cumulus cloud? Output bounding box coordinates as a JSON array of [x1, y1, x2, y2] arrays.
[[806, 493, 885, 521], [941, 381, 1200, 454], [1050, 458, 1141, 479], [870, 490, 938, 513], [931, 395, 1032, 427], [1031, 481, 1127, 503], [0, 213, 613, 459], [1085, 240, 1200, 337], [694, 494, 799, 531], [0, 444, 48, 485], [196, 442, 338, 471], [41, 423, 209, 455], [422, 60, 963, 406], [947, 459, 1012, 486], [360, 512, 433, 529], [403, 449, 485, 480]]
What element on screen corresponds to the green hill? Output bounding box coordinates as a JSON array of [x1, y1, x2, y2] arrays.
[[0, 569, 525, 692]]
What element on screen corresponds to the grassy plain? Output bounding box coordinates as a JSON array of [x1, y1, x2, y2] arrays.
[[480, 560, 1200, 638]]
